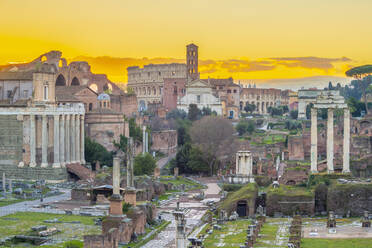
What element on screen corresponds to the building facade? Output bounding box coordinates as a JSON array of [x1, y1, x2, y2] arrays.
[[177, 79, 223, 115], [127, 63, 187, 110], [240, 87, 283, 114], [0, 62, 85, 182]]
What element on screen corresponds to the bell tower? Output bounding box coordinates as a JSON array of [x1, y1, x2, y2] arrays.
[[186, 43, 199, 81]]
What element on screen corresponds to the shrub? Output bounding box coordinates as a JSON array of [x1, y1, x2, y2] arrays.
[[134, 153, 157, 176], [63, 240, 83, 248]]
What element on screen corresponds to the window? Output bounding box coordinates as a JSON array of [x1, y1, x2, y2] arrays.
[[233, 89, 237, 93], [158, 71, 161, 76], [23, 90, 28, 98], [43, 83, 49, 101], [227, 90, 231, 94], [89, 103, 93, 111], [219, 86, 223, 90], [7, 90, 12, 98], [103, 102, 106, 108], [174, 86, 177, 94], [147, 72, 150, 77], [197, 95, 201, 103]]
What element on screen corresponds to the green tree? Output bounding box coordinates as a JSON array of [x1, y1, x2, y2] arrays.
[[246, 120, 255, 134], [85, 137, 113, 167], [187, 146, 209, 173], [201, 107, 212, 116], [188, 104, 201, 121], [134, 153, 156, 176], [129, 117, 142, 142], [306, 103, 314, 120], [236, 121, 248, 136], [346, 65, 372, 114], [244, 103, 256, 113], [290, 110, 298, 119], [166, 109, 187, 120]]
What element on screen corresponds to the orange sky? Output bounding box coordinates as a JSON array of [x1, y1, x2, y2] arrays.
[[0, 0, 371, 87]]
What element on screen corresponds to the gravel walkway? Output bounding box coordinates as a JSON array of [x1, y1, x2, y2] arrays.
[[0, 189, 71, 217]]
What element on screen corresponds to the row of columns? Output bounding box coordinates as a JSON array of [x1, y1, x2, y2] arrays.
[[28, 114, 85, 168], [310, 108, 350, 173]]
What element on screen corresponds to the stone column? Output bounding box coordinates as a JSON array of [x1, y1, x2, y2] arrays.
[[52, 114, 60, 168], [310, 108, 318, 173], [235, 153, 239, 174], [2, 173, 6, 194], [60, 115, 65, 167], [41, 115, 48, 168], [343, 108, 350, 173], [327, 108, 334, 173], [248, 154, 253, 176], [113, 157, 121, 195], [142, 126, 146, 154], [71, 114, 76, 163], [80, 115, 85, 164], [65, 115, 70, 164], [75, 114, 80, 163], [29, 114, 36, 167], [145, 132, 149, 153]]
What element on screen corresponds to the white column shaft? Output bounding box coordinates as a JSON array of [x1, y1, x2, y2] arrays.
[[29, 114, 36, 167], [142, 126, 146, 154], [52, 115, 60, 168], [327, 108, 334, 173], [71, 115, 76, 163], [60, 115, 65, 167], [311, 108, 318, 173], [343, 109, 350, 173], [75, 115, 80, 163], [41, 115, 48, 167], [80, 115, 85, 164], [65, 115, 70, 164]]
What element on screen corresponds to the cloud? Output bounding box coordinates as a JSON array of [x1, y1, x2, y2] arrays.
[[68, 54, 354, 84], [269, 56, 352, 70]]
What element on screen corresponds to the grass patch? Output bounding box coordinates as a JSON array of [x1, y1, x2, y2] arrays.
[[0, 212, 100, 241], [302, 238, 372, 248], [203, 220, 251, 248], [267, 184, 314, 197], [0, 198, 25, 207]]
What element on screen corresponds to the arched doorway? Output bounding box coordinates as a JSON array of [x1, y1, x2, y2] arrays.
[[71, 77, 80, 86], [56, 74, 66, 86], [237, 200, 248, 217]]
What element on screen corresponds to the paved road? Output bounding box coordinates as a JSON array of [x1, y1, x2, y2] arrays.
[[156, 153, 176, 169], [0, 189, 71, 217], [142, 178, 221, 248]]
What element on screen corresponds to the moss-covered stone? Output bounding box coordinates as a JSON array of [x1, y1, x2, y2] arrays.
[[219, 183, 258, 215]]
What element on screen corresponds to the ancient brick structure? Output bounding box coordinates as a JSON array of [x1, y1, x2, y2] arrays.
[[240, 86, 285, 115], [151, 130, 177, 155], [163, 78, 187, 111]]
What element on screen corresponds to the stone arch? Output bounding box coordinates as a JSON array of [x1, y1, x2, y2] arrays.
[[71, 77, 80, 86], [236, 200, 248, 217], [56, 74, 66, 86], [142, 87, 146, 95], [103, 83, 113, 92], [153, 87, 156, 95], [286, 180, 296, 185], [147, 87, 151, 95], [89, 83, 98, 93]]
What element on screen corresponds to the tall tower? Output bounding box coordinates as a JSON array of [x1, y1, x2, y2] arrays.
[[186, 43, 199, 81]]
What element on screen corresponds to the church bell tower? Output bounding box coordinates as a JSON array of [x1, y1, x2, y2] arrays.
[[186, 43, 199, 81]]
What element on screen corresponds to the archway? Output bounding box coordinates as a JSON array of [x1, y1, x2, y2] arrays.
[[71, 77, 80, 86], [237, 200, 248, 217], [286, 180, 296, 185], [56, 74, 66, 86]]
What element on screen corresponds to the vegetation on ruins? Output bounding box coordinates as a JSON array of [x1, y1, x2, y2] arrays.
[[128, 117, 143, 142], [219, 183, 258, 214], [302, 238, 372, 248], [134, 153, 156, 176], [236, 119, 255, 136], [290, 110, 298, 119], [85, 137, 113, 167], [346, 65, 372, 113], [267, 105, 289, 116]]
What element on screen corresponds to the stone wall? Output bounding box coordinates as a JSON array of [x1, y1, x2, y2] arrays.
[[151, 130, 177, 154], [85, 112, 125, 151], [266, 191, 315, 216], [288, 136, 304, 160], [0, 115, 23, 166], [327, 183, 372, 216]]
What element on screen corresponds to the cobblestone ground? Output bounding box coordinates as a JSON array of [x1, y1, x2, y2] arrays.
[[0, 189, 71, 217], [143, 178, 221, 248]]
